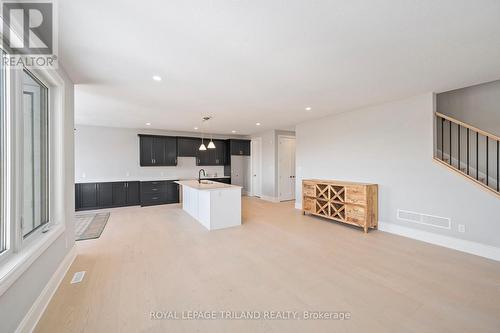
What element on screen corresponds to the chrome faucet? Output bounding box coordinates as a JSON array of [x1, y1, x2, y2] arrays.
[[198, 169, 206, 183]]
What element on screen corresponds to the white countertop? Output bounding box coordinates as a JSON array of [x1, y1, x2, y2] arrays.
[[76, 175, 231, 184], [175, 180, 241, 191]]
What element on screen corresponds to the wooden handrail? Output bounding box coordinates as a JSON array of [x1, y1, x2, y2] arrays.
[[435, 112, 500, 142]]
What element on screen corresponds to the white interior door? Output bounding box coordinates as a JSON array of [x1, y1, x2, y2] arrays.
[[251, 138, 262, 197], [278, 137, 296, 201]]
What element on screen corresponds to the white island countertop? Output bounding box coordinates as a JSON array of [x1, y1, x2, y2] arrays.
[[175, 180, 241, 191], [175, 180, 242, 230]]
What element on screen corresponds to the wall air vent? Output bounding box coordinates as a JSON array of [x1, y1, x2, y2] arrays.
[[397, 209, 451, 229]]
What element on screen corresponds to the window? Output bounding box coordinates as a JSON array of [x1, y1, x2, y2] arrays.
[[21, 70, 49, 238], [0, 50, 6, 254]]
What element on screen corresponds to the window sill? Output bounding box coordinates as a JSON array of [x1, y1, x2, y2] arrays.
[[0, 224, 65, 297]]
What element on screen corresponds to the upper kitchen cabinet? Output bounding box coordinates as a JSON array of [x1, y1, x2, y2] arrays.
[[139, 135, 177, 166], [177, 137, 201, 157], [196, 139, 229, 166], [230, 139, 251, 156]]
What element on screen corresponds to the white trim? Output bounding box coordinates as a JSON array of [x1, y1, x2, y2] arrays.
[[291, 204, 500, 261], [378, 221, 500, 262], [0, 224, 64, 296], [261, 195, 280, 203], [15, 245, 76, 333]]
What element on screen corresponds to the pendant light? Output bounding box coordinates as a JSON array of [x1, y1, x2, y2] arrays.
[[207, 118, 216, 149], [199, 116, 211, 150], [199, 139, 207, 151], [199, 116, 215, 150]]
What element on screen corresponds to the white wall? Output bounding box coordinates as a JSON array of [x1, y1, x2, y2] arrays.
[[437, 79, 500, 136], [295, 93, 500, 249], [0, 66, 75, 332], [75, 125, 239, 182]]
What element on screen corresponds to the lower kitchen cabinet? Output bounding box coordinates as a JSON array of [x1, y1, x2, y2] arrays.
[[112, 181, 140, 207], [75, 181, 140, 211], [75, 180, 180, 211], [210, 177, 231, 184], [140, 180, 180, 206]]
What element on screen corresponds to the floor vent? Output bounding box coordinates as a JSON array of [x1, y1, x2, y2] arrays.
[[397, 209, 451, 229], [71, 271, 86, 284]]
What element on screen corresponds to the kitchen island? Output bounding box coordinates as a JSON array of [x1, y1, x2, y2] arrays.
[[175, 180, 242, 230]]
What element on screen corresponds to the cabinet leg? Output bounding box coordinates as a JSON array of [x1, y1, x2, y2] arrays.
[[302, 211, 306, 215], [364, 226, 368, 233]]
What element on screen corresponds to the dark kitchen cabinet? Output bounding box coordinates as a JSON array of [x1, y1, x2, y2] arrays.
[[77, 183, 98, 210], [98, 183, 113, 207], [127, 181, 140, 205], [196, 139, 229, 166], [230, 139, 251, 156], [166, 181, 180, 203], [76, 181, 141, 211], [214, 139, 228, 165], [177, 137, 201, 157], [139, 135, 177, 166], [164, 137, 178, 165], [140, 180, 179, 206], [112, 181, 140, 207], [211, 177, 231, 184]]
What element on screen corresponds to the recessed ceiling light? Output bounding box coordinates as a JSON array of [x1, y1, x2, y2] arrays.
[[305, 107, 312, 111], [231, 130, 236, 133], [145, 122, 151, 126], [256, 122, 261, 126], [152, 75, 162, 81], [194, 127, 198, 130]]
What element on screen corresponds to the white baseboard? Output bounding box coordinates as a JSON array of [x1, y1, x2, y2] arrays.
[[16, 246, 77, 333], [379, 221, 500, 262], [260, 195, 280, 203]]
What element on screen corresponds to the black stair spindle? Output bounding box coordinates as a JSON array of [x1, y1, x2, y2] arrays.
[[486, 137, 489, 186], [441, 117, 444, 160], [476, 132, 479, 180], [458, 124, 461, 170], [467, 128, 470, 175], [449, 120, 452, 166]]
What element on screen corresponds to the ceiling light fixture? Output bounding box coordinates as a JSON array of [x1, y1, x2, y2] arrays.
[[256, 122, 261, 126], [152, 75, 162, 81], [199, 116, 216, 150], [145, 122, 151, 126], [231, 130, 236, 133], [305, 107, 312, 111], [194, 127, 198, 130]]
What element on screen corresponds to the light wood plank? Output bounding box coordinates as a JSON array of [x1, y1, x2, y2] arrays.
[[35, 198, 500, 333]]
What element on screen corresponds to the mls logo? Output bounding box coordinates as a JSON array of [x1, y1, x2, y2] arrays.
[[2, 1, 53, 55]]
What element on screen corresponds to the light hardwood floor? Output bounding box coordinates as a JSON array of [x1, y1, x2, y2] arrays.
[[35, 197, 500, 333]]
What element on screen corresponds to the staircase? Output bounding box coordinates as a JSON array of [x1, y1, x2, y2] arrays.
[[434, 112, 499, 197]]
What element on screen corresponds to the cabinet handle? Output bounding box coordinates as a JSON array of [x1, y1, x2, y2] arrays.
[[152, 197, 159, 200], [152, 188, 158, 191]]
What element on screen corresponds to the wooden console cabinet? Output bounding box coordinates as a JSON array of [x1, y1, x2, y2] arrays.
[[302, 179, 378, 233]]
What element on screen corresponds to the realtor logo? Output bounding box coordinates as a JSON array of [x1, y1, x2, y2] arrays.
[[1, 0, 57, 68]]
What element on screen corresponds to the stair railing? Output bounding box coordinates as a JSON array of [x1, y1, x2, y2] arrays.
[[434, 112, 499, 197]]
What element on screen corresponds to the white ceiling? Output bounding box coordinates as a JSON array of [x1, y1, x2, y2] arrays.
[[61, 0, 500, 134]]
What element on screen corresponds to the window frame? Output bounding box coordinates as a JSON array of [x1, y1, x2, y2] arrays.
[[20, 68, 50, 240], [0, 49, 9, 259], [0, 52, 67, 291]]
